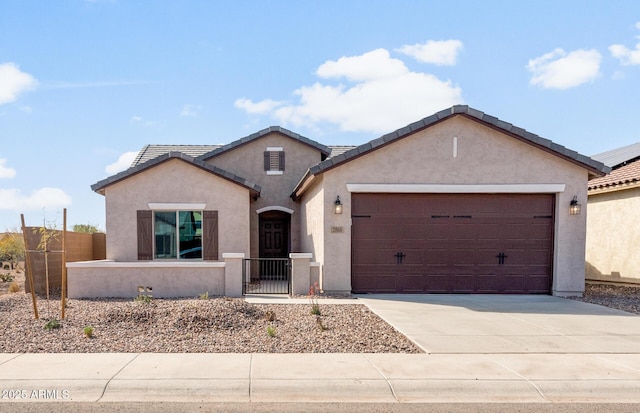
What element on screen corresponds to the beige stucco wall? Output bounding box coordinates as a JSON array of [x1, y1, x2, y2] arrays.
[[586, 186, 640, 280], [310, 116, 590, 295], [67, 261, 226, 298], [299, 174, 325, 275], [206, 132, 325, 257], [104, 159, 251, 261]]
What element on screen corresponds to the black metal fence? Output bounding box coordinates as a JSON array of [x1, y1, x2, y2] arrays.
[[242, 258, 291, 294]]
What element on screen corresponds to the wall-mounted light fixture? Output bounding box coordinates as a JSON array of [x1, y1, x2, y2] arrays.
[[569, 196, 581, 215], [334, 196, 343, 214]]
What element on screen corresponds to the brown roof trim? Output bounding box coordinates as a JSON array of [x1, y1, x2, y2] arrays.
[[91, 152, 262, 197], [291, 105, 610, 199], [198, 126, 331, 161]]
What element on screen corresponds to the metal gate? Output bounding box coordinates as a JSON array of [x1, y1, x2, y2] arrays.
[[242, 258, 291, 294]]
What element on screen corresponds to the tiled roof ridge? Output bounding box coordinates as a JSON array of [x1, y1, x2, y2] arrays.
[[307, 105, 610, 176], [92, 151, 262, 195], [197, 125, 331, 161]]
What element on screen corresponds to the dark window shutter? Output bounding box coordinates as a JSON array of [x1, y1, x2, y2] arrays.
[[137, 210, 153, 260], [264, 151, 270, 171], [279, 151, 285, 171], [203, 210, 218, 260]]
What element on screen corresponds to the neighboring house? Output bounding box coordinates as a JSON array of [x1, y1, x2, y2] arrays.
[[587, 142, 640, 282], [69, 105, 608, 298]]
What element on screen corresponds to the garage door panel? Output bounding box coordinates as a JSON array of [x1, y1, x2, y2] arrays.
[[351, 193, 554, 294]]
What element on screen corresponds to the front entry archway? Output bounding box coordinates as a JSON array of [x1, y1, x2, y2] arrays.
[[244, 210, 292, 295], [259, 210, 291, 259]]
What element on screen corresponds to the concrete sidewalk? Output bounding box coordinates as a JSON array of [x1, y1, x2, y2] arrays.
[[1, 295, 640, 404]]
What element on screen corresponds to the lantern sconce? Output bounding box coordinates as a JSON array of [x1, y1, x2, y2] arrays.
[[569, 196, 581, 215], [334, 196, 343, 214]]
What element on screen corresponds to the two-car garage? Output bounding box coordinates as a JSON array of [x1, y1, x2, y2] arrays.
[[351, 193, 555, 294]]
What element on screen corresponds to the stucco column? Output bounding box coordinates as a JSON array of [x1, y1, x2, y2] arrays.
[[223, 253, 245, 297], [290, 253, 312, 296]]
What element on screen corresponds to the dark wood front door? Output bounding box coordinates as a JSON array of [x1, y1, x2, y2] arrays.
[[351, 193, 554, 294], [259, 211, 290, 258]]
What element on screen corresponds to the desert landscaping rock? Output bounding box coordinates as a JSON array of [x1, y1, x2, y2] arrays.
[[0, 294, 420, 353], [570, 283, 640, 314]]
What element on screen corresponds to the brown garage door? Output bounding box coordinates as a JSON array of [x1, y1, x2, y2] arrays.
[[351, 193, 554, 294]]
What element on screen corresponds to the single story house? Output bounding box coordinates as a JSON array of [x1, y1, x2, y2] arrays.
[[68, 105, 608, 298], [586, 142, 640, 282]]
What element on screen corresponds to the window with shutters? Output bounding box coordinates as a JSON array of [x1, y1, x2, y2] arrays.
[[264, 147, 284, 175], [138, 209, 218, 261], [154, 210, 202, 259]]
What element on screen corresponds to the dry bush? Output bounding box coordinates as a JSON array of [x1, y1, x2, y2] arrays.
[[8, 282, 20, 293]]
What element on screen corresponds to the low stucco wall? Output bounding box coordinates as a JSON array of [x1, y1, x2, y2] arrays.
[[67, 260, 226, 298], [587, 187, 640, 281]]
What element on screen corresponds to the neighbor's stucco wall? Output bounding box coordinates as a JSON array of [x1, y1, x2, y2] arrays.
[[104, 159, 251, 261], [586, 186, 640, 280], [315, 115, 589, 295], [207, 132, 325, 257]]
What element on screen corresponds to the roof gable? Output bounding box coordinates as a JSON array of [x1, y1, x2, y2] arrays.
[[92, 152, 261, 197], [293, 105, 610, 199], [197, 126, 331, 161]]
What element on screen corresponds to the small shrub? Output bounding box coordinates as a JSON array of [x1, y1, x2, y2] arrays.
[[266, 325, 277, 338], [308, 282, 321, 315], [2, 264, 9, 271], [44, 319, 60, 330], [199, 292, 209, 300], [8, 282, 20, 293], [83, 326, 94, 338], [264, 310, 276, 321], [0, 273, 14, 282], [134, 294, 152, 304]]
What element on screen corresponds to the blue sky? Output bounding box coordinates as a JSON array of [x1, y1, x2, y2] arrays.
[[1, 0, 639, 231]]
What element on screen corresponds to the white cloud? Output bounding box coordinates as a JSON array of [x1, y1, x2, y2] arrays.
[[609, 23, 640, 66], [316, 49, 408, 81], [180, 104, 202, 117], [0, 159, 16, 179], [396, 40, 464, 66], [527, 48, 601, 89], [0, 188, 71, 211], [0, 62, 38, 105], [234, 98, 283, 114], [236, 48, 463, 134], [131, 115, 142, 122], [105, 151, 138, 174]]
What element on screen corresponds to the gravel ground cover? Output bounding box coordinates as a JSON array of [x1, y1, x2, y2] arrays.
[[0, 293, 420, 353], [569, 283, 640, 314], [1, 265, 638, 354]]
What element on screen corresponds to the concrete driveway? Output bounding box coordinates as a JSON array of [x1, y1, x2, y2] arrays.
[[357, 294, 640, 354]]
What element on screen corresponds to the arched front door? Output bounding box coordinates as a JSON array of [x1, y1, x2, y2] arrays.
[[259, 210, 291, 259]]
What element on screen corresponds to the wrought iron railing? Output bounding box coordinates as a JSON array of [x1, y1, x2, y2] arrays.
[[242, 258, 291, 294]]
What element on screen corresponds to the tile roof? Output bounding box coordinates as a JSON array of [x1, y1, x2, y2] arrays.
[[293, 105, 610, 199], [92, 152, 261, 196], [591, 141, 640, 168], [132, 144, 221, 167], [588, 158, 640, 191], [198, 126, 331, 161], [328, 145, 357, 158], [306, 105, 609, 177]]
